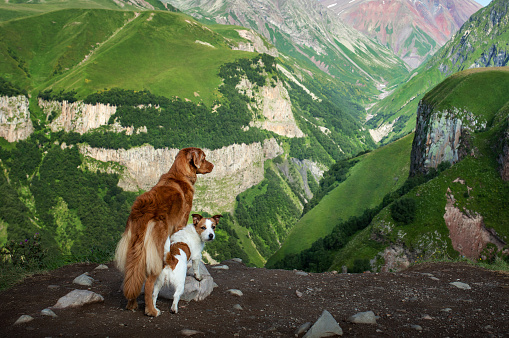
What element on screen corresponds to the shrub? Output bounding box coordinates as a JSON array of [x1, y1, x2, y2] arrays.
[[390, 197, 416, 225], [0, 233, 47, 268]]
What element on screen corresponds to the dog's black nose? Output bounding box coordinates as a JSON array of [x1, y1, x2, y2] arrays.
[[209, 233, 214, 240]]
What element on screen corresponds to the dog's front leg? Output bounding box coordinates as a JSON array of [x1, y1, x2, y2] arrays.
[[192, 259, 202, 281]]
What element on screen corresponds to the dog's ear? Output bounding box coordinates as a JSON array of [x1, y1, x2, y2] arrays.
[[192, 214, 203, 225], [212, 214, 222, 224], [189, 148, 203, 169]]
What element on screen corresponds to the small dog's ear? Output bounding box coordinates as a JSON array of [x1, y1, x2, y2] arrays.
[[192, 214, 203, 225], [190, 148, 203, 169], [212, 214, 222, 224]]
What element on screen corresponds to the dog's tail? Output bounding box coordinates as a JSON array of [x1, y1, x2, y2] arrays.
[[118, 219, 163, 300]]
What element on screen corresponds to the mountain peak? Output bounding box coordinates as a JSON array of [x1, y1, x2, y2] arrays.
[[319, 0, 482, 68]]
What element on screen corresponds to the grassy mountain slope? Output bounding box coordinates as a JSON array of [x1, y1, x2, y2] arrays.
[[0, 8, 254, 106], [280, 67, 509, 272], [266, 133, 413, 268], [367, 0, 509, 145]]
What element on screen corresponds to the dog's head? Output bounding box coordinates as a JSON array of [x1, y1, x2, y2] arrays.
[[192, 214, 221, 242], [174, 147, 214, 178]]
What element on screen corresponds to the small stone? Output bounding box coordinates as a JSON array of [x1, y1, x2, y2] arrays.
[[450, 281, 471, 289], [411, 324, 423, 331], [52, 289, 104, 309], [295, 271, 308, 276], [347, 311, 377, 324], [94, 264, 108, 270], [180, 329, 203, 336], [41, 308, 58, 317], [231, 258, 243, 263], [227, 289, 243, 297], [303, 310, 342, 337], [295, 322, 311, 336], [441, 308, 452, 313], [422, 314, 433, 320], [296, 290, 303, 298], [73, 273, 95, 286], [233, 304, 243, 311], [430, 277, 440, 281], [212, 265, 229, 270], [14, 315, 34, 325]]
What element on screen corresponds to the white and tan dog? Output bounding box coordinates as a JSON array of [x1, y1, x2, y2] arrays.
[[152, 214, 221, 315]]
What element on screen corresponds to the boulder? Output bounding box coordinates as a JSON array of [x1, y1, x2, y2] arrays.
[[52, 289, 104, 309], [156, 261, 214, 302]]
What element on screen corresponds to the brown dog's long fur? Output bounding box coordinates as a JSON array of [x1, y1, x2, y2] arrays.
[[114, 147, 213, 316]]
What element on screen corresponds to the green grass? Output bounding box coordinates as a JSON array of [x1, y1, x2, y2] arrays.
[[0, 8, 256, 105], [267, 133, 413, 267], [424, 67, 509, 120]]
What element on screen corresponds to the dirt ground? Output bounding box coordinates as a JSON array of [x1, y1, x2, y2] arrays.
[[1, 260, 508, 337]]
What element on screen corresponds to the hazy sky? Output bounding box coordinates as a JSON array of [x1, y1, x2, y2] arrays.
[[475, 0, 492, 6]]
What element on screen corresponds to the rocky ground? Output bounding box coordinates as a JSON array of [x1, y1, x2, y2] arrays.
[[0, 260, 508, 337]]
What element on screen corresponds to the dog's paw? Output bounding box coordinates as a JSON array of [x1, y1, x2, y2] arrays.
[[145, 307, 161, 317], [194, 274, 203, 281], [170, 305, 178, 314], [126, 299, 138, 311]]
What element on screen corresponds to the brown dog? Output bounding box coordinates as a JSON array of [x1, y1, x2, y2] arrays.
[[114, 147, 214, 316]]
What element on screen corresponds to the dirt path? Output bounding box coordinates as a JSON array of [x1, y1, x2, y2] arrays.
[[1, 261, 508, 337]]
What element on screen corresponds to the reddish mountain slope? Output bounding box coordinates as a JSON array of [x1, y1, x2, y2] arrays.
[[319, 0, 481, 68]]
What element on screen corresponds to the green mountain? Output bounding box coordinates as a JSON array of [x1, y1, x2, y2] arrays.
[[270, 67, 509, 272], [164, 0, 410, 102], [367, 0, 509, 145], [0, 1, 376, 268]]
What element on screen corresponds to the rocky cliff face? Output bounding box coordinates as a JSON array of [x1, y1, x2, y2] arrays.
[[237, 77, 305, 138], [444, 187, 506, 259], [410, 101, 486, 176], [0, 95, 33, 142], [79, 138, 283, 213], [39, 99, 117, 134]]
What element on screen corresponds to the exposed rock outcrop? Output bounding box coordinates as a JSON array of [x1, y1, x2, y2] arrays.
[[444, 189, 506, 259], [237, 77, 305, 138], [410, 101, 486, 176], [39, 99, 117, 134], [0, 95, 33, 142], [79, 138, 283, 212], [231, 29, 278, 57]]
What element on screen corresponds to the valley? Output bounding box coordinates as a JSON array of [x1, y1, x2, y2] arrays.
[[0, 0, 508, 295]]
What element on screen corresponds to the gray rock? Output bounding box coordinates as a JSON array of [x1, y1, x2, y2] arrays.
[[227, 289, 243, 297], [156, 262, 214, 302], [14, 315, 34, 325], [441, 308, 452, 312], [411, 324, 423, 331], [211, 264, 229, 270], [73, 273, 94, 286], [450, 281, 471, 289], [295, 271, 309, 276], [41, 308, 58, 317], [231, 258, 243, 263], [233, 304, 243, 311], [430, 277, 440, 281], [296, 290, 303, 298], [52, 289, 104, 309], [347, 311, 377, 324], [303, 310, 343, 337], [295, 322, 312, 336], [94, 264, 108, 270]]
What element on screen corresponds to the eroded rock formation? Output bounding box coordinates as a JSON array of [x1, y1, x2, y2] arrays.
[[0, 95, 33, 142], [79, 138, 283, 212]]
